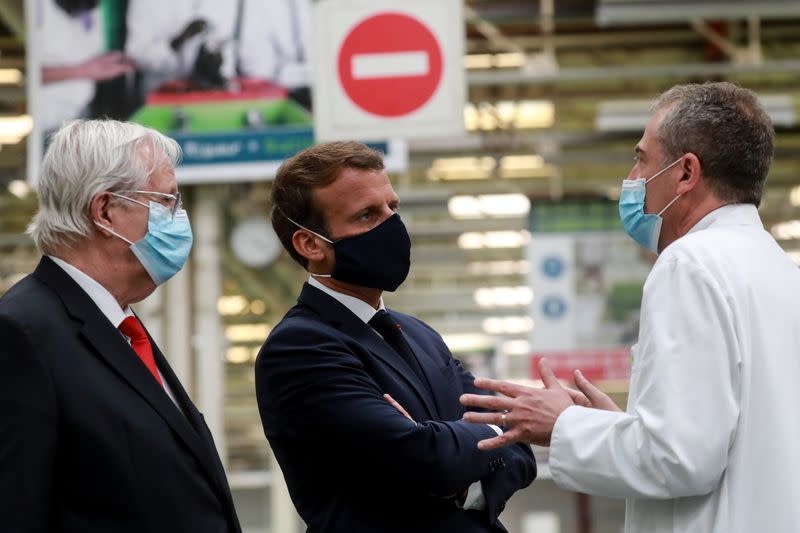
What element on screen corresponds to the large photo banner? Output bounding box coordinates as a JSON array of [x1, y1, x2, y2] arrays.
[[25, 0, 407, 186]]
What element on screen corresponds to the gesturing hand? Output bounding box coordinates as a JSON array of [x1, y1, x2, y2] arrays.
[[568, 369, 621, 412], [459, 358, 574, 450]]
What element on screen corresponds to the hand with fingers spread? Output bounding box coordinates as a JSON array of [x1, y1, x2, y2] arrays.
[[460, 358, 575, 450]]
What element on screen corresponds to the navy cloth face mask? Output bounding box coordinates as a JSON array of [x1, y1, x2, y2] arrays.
[[286, 212, 411, 292]]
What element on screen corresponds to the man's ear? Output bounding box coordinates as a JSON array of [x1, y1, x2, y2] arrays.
[[292, 229, 327, 263], [676, 153, 702, 196], [90, 191, 115, 237]]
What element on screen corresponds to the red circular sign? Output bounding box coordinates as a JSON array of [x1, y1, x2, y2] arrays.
[[337, 13, 443, 118]]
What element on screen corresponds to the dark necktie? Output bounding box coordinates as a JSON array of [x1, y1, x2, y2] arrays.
[[369, 310, 428, 386], [119, 316, 163, 387]]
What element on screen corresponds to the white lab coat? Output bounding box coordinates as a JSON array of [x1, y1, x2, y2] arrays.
[[549, 204, 800, 532]]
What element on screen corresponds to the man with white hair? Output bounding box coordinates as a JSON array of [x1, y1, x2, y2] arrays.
[[0, 119, 241, 532]]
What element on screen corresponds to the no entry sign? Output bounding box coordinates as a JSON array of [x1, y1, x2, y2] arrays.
[[313, 0, 465, 142], [337, 13, 443, 118]]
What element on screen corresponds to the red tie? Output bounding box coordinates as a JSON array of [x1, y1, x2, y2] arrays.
[[119, 316, 163, 387]]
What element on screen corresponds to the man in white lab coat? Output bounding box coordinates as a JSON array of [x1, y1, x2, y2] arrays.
[[461, 81, 800, 533]]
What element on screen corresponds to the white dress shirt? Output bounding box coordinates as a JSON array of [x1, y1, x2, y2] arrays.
[[548, 204, 800, 532], [49, 256, 180, 407], [307, 276, 496, 511]]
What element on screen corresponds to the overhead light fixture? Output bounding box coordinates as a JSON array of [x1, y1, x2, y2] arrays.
[[464, 52, 526, 70], [467, 260, 530, 276], [7, 179, 30, 199], [596, 0, 800, 26], [0, 115, 33, 144], [225, 324, 270, 343], [474, 286, 534, 308], [464, 100, 554, 131], [458, 230, 531, 249], [448, 193, 530, 219], [482, 316, 534, 335], [441, 333, 492, 352], [464, 54, 493, 70], [771, 220, 800, 240], [494, 52, 526, 68], [501, 339, 531, 356], [0, 68, 23, 85], [790, 186, 800, 207], [226, 347, 255, 364], [596, 95, 795, 132], [427, 156, 496, 181], [218, 295, 249, 316]]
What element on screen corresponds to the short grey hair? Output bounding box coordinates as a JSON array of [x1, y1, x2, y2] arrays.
[[28, 119, 182, 254], [651, 82, 774, 206]]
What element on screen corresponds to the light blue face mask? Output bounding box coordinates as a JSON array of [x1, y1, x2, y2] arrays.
[[95, 196, 193, 285], [619, 157, 683, 254]]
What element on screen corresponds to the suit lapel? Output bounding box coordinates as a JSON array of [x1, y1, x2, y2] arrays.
[[34, 258, 227, 497], [297, 284, 438, 419], [150, 340, 236, 511], [403, 331, 450, 418]]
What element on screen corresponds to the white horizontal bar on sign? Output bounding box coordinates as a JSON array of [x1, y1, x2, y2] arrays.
[[352, 51, 429, 79]]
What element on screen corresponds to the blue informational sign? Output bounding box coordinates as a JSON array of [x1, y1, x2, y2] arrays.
[[541, 295, 568, 320], [541, 255, 565, 279]]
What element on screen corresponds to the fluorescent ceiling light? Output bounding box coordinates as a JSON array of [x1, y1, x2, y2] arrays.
[[501, 339, 531, 356], [448, 193, 530, 219], [464, 52, 526, 70], [441, 333, 492, 352], [0, 68, 22, 84], [0, 115, 33, 144], [225, 323, 270, 342], [218, 295, 249, 315], [226, 347, 256, 364], [596, 0, 800, 26], [474, 286, 534, 308], [458, 230, 531, 249], [467, 260, 530, 276], [465, 100, 554, 131], [464, 54, 493, 70], [428, 156, 496, 181], [495, 52, 526, 68], [500, 155, 552, 179], [596, 95, 795, 131], [790, 186, 800, 207], [482, 316, 534, 335], [771, 220, 800, 240], [7, 179, 30, 199]]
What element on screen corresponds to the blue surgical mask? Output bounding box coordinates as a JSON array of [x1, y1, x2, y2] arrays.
[[619, 157, 683, 253], [96, 198, 193, 285]]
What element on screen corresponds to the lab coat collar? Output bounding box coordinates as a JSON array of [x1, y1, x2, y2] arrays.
[[688, 203, 762, 235]]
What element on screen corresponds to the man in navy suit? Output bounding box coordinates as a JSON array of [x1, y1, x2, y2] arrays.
[[255, 141, 536, 532], [0, 119, 240, 532]]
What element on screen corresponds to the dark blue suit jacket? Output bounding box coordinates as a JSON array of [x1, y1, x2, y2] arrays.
[[255, 283, 536, 532], [0, 257, 240, 532]]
